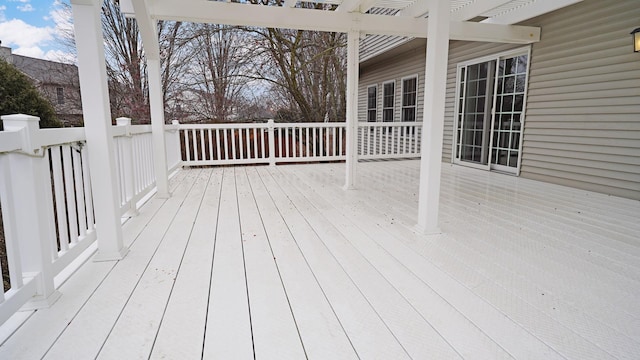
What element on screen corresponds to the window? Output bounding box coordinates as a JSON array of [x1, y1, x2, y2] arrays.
[[367, 85, 377, 122], [56, 87, 64, 105], [382, 81, 394, 122], [401, 76, 417, 121], [454, 49, 530, 173]]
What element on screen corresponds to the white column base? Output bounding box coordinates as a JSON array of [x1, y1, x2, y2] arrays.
[[155, 190, 172, 199], [21, 290, 62, 311], [93, 246, 129, 262], [342, 184, 356, 191], [414, 224, 443, 236]]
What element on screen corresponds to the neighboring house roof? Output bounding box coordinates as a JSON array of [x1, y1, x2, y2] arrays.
[[10, 54, 79, 87]]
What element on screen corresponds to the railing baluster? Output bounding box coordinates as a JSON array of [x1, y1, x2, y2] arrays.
[[252, 128, 258, 159], [81, 145, 95, 231], [183, 129, 190, 163], [232, 129, 238, 160], [278, 128, 283, 159], [51, 146, 69, 252], [339, 126, 344, 156], [223, 129, 229, 160], [333, 127, 337, 157], [216, 129, 222, 161], [191, 129, 197, 161], [199, 129, 206, 162], [72, 146, 87, 240], [312, 127, 317, 157], [62, 146, 79, 243], [305, 127, 310, 157], [208, 129, 213, 161]]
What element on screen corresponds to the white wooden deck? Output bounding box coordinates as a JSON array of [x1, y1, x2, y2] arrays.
[[1, 160, 639, 359]]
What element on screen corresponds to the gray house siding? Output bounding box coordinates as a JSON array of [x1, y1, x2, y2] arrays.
[[359, 44, 426, 123], [520, 0, 640, 200], [360, 35, 412, 63], [358, 0, 640, 200]]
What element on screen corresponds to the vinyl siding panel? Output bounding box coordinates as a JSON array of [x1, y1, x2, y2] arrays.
[[522, 0, 640, 200], [360, 35, 412, 63], [359, 43, 426, 124]]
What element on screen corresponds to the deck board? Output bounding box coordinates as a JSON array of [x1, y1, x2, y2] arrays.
[[258, 167, 419, 359], [149, 168, 223, 359], [269, 165, 512, 360], [246, 167, 358, 359], [1, 160, 639, 360], [235, 167, 307, 359], [97, 169, 213, 359], [277, 164, 564, 359], [203, 168, 253, 359]]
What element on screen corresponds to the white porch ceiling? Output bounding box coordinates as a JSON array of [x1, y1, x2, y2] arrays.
[[118, 0, 582, 44]]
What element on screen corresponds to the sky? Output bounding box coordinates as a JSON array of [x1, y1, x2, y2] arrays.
[[0, 0, 74, 62]]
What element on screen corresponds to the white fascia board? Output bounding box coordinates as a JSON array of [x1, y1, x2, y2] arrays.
[[481, 0, 583, 25], [148, 0, 540, 43], [131, 0, 160, 59]]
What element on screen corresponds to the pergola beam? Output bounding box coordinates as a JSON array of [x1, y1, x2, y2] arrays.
[[147, 0, 540, 43]]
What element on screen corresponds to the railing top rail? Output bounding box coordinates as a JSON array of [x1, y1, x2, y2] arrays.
[[0, 130, 23, 153], [178, 122, 350, 130], [359, 121, 423, 127], [273, 122, 346, 129], [129, 125, 153, 135], [179, 123, 270, 130], [36, 128, 87, 147]]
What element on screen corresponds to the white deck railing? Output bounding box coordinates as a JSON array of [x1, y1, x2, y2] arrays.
[[0, 115, 179, 325], [358, 122, 422, 160], [0, 115, 421, 326], [179, 120, 422, 166]]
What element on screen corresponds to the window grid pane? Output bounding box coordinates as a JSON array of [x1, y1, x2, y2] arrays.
[[383, 82, 395, 122], [367, 86, 377, 122], [401, 77, 417, 122]]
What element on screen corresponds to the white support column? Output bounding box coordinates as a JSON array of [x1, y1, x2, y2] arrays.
[[416, 0, 450, 234], [71, 0, 128, 261], [147, 58, 171, 198], [344, 28, 360, 190], [131, 0, 171, 198], [0, 114, 61, 309]]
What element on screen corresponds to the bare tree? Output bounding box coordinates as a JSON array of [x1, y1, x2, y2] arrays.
[[186, 24, 256, 122]]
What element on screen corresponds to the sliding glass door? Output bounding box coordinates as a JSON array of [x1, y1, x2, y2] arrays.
[[454, 49, 529, 174]]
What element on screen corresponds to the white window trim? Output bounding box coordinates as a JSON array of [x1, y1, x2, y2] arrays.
[[401, 74, 419, 122], [366, 84, 378, 122], [451, 46, 532, 176], [382, 80, 395, 122]]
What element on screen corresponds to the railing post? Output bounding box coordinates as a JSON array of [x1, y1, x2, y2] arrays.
[[169, 120, 181, 170], [0, 114, 61, 309], [267, 119, 276, 166], [116, 117, 138, 217]]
